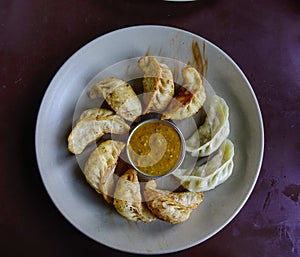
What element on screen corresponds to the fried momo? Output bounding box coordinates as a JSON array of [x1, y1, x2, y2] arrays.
[[138, 56, 174, 113], [186, 95, 230, 157], [144, 180, 204, 224], [89, 78, 142, 121], [161, 66, 206, 120], [113, 168, 157, 222], [78, 108, 114, 121], [84, 140, 125, 203], [68, 112, 130, 155], [174, 139, 234, 192]]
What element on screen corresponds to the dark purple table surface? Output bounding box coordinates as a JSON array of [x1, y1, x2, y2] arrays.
[[1, 0, 299, 256]]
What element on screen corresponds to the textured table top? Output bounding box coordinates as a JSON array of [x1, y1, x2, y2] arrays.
[[1, 0, 299, 256]]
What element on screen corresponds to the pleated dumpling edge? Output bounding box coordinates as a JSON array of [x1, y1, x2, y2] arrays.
[[173, 138, 235, 192], [186, 95, 230, 157]]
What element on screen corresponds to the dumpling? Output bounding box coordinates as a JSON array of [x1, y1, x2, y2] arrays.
[[68, 111, 130, 155], [78, 108, 114, 121], [161, 66, 206, 120], [113, 168, 157, 222], [173, 139, 234, 192], [169, 190, 204, 210], [83, 140, 125, 203], [138, 56, 174, 114], [144, 180, 204, 224], [89, 78, 142, 121], [186, 95, 230, 157]]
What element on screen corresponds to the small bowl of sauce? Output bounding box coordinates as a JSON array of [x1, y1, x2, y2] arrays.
[[126, 119, 186, 178]]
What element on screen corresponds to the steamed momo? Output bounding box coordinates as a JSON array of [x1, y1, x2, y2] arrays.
[[84, 140, 125, 203], [161, 66, 206, 120], [173, 139, 234, 192], [138, 56, 174, 114], [89, 78, 142, 121], [186, 95, 230, 157], [114, 168, 157, 222]]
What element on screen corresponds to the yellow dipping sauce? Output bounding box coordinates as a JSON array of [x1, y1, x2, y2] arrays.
[[127, 120, 182, 177]]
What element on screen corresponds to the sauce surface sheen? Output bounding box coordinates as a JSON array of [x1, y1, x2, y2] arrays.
[[128, 121, 182, 176]]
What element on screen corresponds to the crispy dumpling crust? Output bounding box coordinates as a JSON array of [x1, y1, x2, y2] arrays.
[[161, 66, 206, 120], [84, 140, 125, 203], [89, 78, 142, 121], [78, 108, 114, 121], [68, 110, 130, 155], [138, 56, 174, 114], [113, 168, 156, 222], [144, 180, 204, 224]]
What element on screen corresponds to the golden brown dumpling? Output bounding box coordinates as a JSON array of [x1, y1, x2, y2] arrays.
[[89, 78, 142, 121], [144, 180, 204, 224], [83, 140, 125, 203], [138, 56, 174, 114], [161, 66, 206, 120], [68, 111, 130, 155], [113, 168, 157, 222], [78, 108, 114, 121]]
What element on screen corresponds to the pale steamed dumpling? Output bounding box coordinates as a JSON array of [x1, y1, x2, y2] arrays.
[[173, 139, 234, 192], [186, 95, 230, 157]]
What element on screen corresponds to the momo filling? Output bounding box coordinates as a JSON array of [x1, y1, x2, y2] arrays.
[[128, 121, 182, 176]]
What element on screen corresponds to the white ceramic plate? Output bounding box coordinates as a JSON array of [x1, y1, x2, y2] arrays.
[[35, 25, 264, 254]]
